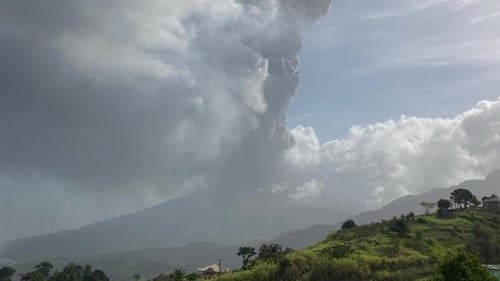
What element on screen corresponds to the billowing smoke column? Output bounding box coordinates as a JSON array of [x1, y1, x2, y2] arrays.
[[0, 0, 332, 249], [209, 0, 333, 194]]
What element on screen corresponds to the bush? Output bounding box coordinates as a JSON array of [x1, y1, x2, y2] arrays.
[[385, 216, 410, 237], [310, 259, 369, 281], [437, 208, 449, 218], [321, 243, 353, 259], [434, 251, 496, 281], [393, 269, 418, 281], [341, 220, 357, 230], [416, 217, 427, 224]]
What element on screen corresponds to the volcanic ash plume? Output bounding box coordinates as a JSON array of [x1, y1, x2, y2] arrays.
[[0, 0, 332, 243]]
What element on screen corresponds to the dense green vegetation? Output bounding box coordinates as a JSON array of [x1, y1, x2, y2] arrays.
[[148, 268, 199, 281], [434, 251, 496, 281], [0, 266, 16, 281], [0, 262, 110, 281], [216, 189, 500, 281], [216, 209, 500, 281]]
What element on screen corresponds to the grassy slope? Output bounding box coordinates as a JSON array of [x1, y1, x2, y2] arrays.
[[218, 210, 500, 281]]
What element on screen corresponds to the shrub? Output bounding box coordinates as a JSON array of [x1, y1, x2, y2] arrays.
[[321, 243, 353, 259], [437, 208, 449, 218], [341, 220, 357, 230], [434, 251, 496, 281], [309, 259, 369, 281], [386, 216, 410, 237], [416, 217, 427, 224]]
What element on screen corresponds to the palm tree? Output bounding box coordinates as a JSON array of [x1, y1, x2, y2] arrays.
[[237, 246, 256, 269], [169, 268, 186, 281]]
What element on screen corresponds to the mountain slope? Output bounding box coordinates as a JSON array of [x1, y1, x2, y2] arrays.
[[255, 170, 500, 250], [3, 188, 346, 260], [11, 242, 239, 280], [350, 170, 500, 226], [269, 224, 334, 250], [4, 171, 499, 261]]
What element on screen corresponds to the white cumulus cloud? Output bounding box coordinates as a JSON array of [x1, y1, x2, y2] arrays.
[[283, 98, 500, 210]]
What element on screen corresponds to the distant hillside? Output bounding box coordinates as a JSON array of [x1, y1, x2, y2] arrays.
[[262, 171, 500, 250], [269, 224, 334, 249], [6, 226, 351, 280], [3, 171, 499, 264], [12, 242, 239, 280], [3, 188, 346, 260], [5, 172, 500, 280], [6, 225, 339, 280], [350, 170, 500, 226], [13, 208, 500, 281]]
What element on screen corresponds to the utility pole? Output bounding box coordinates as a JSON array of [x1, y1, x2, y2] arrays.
[[218, 259, 223, 279], [357, 247, 360, 281]]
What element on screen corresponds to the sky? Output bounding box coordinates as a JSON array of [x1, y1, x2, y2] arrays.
[[291, 0, 500, 140], [1, 0, 500, 246]]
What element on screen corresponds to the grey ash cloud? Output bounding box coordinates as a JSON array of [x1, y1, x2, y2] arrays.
[[3, 0, 500, 249], [0, 0, 331, 243]]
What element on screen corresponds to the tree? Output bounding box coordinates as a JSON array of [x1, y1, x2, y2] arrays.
[[59, 263, 84, 281], [169, 268, 186, 281], [437, 199, 452, 218], [466, 224, 495, 262], [388, 216, 409, 237], [437, 199, 451, 210], [20, 271, 45, 281], [88, 270, 109, 281], [420, 202, 436, 214], [83, 265, 92, 277], [471, 196, 480, 209], [405, 212, 416, 222], [18, 263, 109, 281], [20, 262, 54, 281], [0, 267, 16, 281], [185, 273, 199, 281], [237, 246, 256, 269], [257, 244, 292, 263], [434, 251, 496, 281], [450, 188, 474, 209], [35, 262, 53, 278], [341, 219, 357, 230]]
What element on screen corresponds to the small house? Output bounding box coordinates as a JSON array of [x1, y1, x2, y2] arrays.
[[197, 264, 230, 278], [483, 194, 500, 212]]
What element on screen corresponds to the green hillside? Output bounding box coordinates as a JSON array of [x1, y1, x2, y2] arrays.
[[5, 210, 500, 281], [217, 209, 500, 281], [5, 192, 500, 281]]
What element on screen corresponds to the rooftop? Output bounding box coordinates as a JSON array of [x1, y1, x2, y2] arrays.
[[197, 264, 230, 273], [483, 197, 500, 203]]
